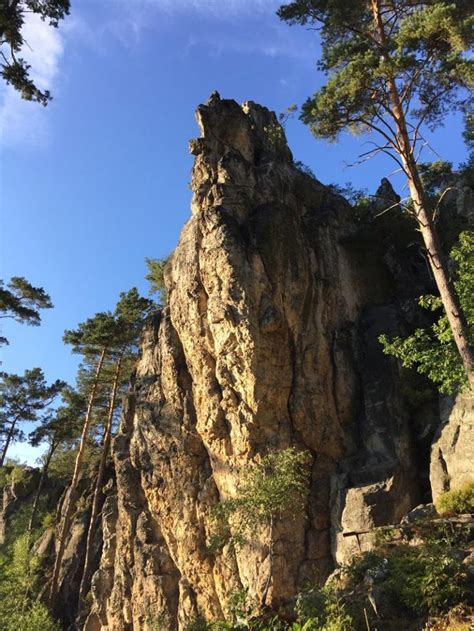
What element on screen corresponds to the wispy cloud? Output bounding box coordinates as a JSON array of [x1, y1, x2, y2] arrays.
[[118, 0, 280, 18], [0, 12, 64, 148], [104, 0, 316, 60]]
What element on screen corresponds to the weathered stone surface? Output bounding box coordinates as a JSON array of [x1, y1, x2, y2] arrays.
[[85, 95, 430, 629], [430, 391, 474, 501]]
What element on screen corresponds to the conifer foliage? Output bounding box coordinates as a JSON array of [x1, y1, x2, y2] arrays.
[[0, 0, 70, 104], [0, 277, 53, 346], [0, 368, 65, 466], [278, 0, 474, 388], [49, 288, 153, 609]]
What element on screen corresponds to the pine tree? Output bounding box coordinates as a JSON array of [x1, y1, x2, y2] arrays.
[[0, 368, 64, 466], [145, 256, 170, 304], [278, 0, 474, 388], [0, 0, 70, 105], [0, 277, 53, 346], [49, 311, 118, 608], [50, 292, 153, 609], [77, 288, 153, 608], [27, 388, 84, 536]]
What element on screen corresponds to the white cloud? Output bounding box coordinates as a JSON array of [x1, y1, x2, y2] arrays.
[[0, 12, 64, 148], [121, 0, 280, 18]]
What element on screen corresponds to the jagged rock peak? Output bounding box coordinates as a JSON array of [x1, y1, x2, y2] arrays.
[[374, 177, 401, 214], [188, 95, 300, 221], [189, 94, 293, 161]]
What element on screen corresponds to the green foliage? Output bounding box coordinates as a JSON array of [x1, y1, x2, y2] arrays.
[[7, 464, 28, 485], [295, 586, 353, 631], [145, 256, 170, 304], [46, 444, 78, 481], [278, 1, 473, 143], [0, 464, 31, 494], [0, 532, 60, 630], [209, 448, 310, 552], [0, 368, 65, 464], [3, 602, 61, 631], [435, 480, 474, 516], [263, 123, 287, 151], [41, 511, 56, 529], [114, 287, 154, 349], [0, 0, 69, 105], [0, 277, 53, 346], [63, 311, 119, 356], [345, 541, 470, 618], [384, 544, 469, 614], [379, 231, 474, 393]]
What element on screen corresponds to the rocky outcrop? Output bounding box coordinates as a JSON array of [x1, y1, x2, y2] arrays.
[[83, 94, 437, 630], [430, 392, 474, 501]]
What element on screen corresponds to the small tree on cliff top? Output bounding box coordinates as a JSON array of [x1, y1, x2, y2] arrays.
[[278, 0, 474, 389], [145, 256, 170, 305]]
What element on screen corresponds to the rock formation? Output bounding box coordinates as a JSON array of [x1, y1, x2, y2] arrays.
[[80, 94, 448, 630], [1, 94, 467, 629]]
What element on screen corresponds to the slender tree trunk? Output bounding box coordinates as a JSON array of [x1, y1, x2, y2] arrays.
[[28, 439, 57, 538], [49, 347, 107, 608], [261, 514, 274, 608], [77, 349, 124, 608], [0, 417, 19, 466], [21, 439, 58, 609], [371, 0, 474, 390]]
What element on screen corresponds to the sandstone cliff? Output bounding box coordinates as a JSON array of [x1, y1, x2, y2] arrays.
[[78, 94, 463, 630]]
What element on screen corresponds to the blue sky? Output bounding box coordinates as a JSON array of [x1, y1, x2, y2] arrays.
[[0, 0, 468, 463]]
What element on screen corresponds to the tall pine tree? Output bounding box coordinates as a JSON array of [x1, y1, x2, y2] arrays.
[[77, 288, 153, 608], [278, 0, 474, 388], [49, 311, 118, 608]]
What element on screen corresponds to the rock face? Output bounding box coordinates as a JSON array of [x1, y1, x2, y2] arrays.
[[430, 392, 474, 501], [83, 94, 435, 630]]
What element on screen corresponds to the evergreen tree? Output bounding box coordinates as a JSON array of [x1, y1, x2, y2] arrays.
[[0, 277, 53, 346], [278, 0, 474, 389], [77, 288, 153, 608], [0, 0, 70, 105], [145, 256, 170, 304], [0, 368, 65, 466], [51, 291, 153, 609], [27, 388, 84, 536], [49, 311, 118, 608]]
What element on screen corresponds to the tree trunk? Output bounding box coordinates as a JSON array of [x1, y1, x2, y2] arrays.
[[77, 349, 124, 608], [404, 167, 474, 389], [370, 0, 474, 390], [28, 439, 57, 538], [261, 514, 274, 608], [0, 417, 18, 466], [49, 347, 107, 609]]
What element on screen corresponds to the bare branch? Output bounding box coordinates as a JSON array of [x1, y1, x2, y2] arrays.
[[412, 86, 454, 147], [433, 186, 456, 221]]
